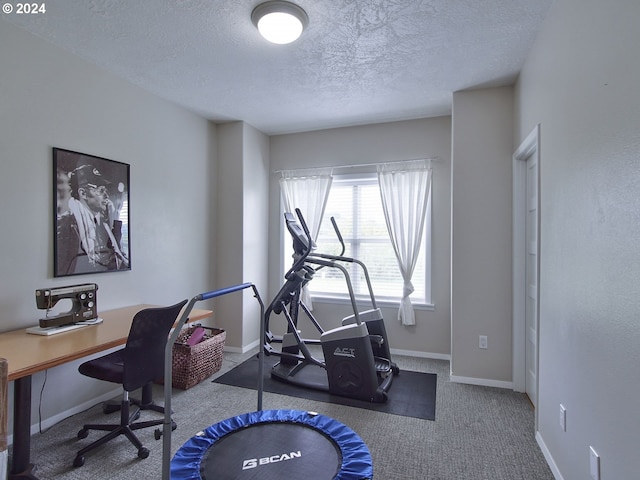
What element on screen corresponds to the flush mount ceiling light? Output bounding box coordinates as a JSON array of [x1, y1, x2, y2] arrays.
[[251, 1, 308, 45]]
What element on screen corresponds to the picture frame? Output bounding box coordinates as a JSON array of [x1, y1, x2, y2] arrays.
[[53, 148, 131, 277]]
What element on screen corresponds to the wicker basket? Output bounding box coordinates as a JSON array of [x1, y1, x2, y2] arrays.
[[170, 326, 226, 390]]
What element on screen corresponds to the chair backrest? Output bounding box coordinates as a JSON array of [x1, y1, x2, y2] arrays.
[[122, 300, 187, 392]]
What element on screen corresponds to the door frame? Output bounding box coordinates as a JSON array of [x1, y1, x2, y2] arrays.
[[512, 124, 541, 411]]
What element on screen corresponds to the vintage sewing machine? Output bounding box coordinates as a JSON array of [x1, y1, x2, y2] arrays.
[[35, 283, 99, 329]]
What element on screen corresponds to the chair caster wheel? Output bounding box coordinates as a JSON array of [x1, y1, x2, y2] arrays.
[[73, 455, 85, 467], [77, 428, 89, 439], [154, 421, 177, 440], [102, 402, 120, 414], [138, 447, 150, 459]]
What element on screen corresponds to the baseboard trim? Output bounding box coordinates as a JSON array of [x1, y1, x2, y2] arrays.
[[536, 431, 564, 480], [389, 348, 451, 361], [224, 339, 260, 354], [7, 387, 121, 446], [449, 374, 513, 389]]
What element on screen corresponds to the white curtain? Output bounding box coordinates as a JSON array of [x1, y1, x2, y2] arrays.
[[279, 167, 333, 307], [377, 160, 432, 325], [280, 168, 333, 241]]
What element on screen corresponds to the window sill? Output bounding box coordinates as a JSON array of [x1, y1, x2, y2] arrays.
[[309, 294, 435, 311]]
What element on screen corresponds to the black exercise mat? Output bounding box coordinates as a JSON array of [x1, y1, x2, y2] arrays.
[[214, 355, 436, 421]]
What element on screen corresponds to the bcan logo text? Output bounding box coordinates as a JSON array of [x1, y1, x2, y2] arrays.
[[242, 451, 302, 470]]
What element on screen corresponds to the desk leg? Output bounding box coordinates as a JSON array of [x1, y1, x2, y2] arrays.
[[10, 376, 38, 480]]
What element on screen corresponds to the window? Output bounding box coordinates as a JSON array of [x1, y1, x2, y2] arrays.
[[282, 172, 432, 306]]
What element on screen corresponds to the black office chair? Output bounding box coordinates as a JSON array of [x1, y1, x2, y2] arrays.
[[73, 300, 187, 468]]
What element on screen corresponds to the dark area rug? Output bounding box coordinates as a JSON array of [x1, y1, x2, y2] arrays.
[[214, 354, 437, 420]]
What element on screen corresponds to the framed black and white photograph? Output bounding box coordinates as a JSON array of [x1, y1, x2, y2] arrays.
[[53, 148, 131, 277]]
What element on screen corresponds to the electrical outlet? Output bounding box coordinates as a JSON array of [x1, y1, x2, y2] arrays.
[[589, 446, 600, 480], [559, 404, 566, 431], [479, 335, 488, 349]]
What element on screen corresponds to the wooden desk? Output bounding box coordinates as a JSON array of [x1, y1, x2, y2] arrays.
[[0, 304, 212, 480]]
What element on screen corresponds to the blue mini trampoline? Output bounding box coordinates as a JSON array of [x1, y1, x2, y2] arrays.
[[171, 409, 373, 479], [161, 284, 373, 480]]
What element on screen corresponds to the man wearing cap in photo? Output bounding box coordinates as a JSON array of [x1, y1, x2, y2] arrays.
[[58, 164, 128, 273], [56, 169, 80, 275]]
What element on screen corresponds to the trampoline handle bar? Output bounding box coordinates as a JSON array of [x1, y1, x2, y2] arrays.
[[197, 283, 255, 300], [162, 282, 265, 480]]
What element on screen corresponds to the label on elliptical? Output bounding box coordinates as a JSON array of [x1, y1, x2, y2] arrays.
[[333, 346, 356, 358]]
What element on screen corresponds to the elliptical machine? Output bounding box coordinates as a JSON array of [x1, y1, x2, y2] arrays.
[[305, 216, 400, 377], [264, 209, 398, 403]]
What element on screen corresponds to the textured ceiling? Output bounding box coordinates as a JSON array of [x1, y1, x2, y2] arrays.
[[3, 0, 553, 134]]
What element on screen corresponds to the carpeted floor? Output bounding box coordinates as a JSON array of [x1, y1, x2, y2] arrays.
[[15, 351, 555, 480], [214, 354, 437, 420]]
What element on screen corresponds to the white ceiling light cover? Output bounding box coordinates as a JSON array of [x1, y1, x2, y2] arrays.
[[251, 1, 309, 44]]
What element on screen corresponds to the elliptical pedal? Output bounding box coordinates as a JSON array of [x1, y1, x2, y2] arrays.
[[374, 357, 392, 378]]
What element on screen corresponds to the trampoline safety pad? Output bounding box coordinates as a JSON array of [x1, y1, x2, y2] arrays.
[[171, 409, 373, 480]]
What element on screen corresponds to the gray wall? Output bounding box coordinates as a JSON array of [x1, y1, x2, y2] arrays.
[[0, 20, 218, 431], [268, 118, 452, 357], [241, 123, 270, 347], [214, 122, 245, 349], [450, 87, 515, 384], [515, 0, 640, 478], [214, 122, 270, 350]]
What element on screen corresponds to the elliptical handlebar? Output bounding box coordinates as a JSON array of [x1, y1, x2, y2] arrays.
[[282, 210, 378, 311], [283, 208, 314, 280], [296, 207, 312, 242], [330, 216, 346, 257], [307, 216, 378, 310]]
